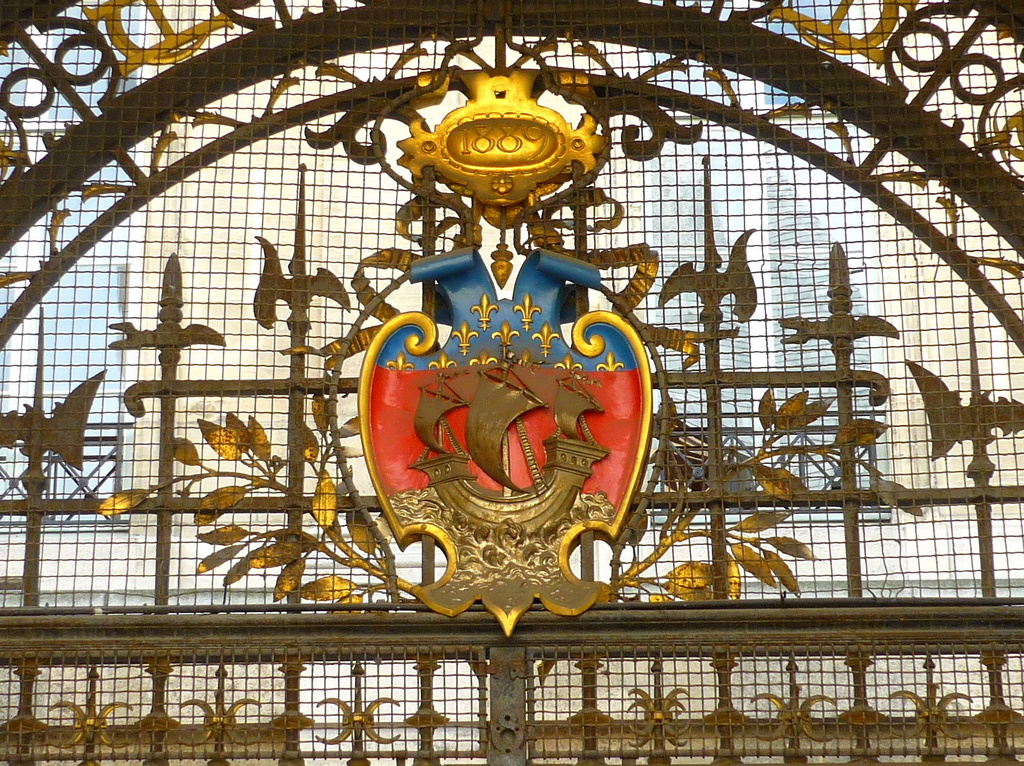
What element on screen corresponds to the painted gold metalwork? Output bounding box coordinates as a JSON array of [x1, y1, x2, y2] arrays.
[[398, 70, 605, 221], [452, 321, 479, 356], [360, 308, 653, 635], [628, 660, 689, 754], [752, 659, 835, 745], [469, 349, 499, 366], [531, 323, 560, 357], [554, 353, 582, 371], [491, 320, 520, 357], [513, 294, 541, 330], [471, 294, 498, 330], [182, 667, 261, 747], [386, 353, 414, 371], [316, 665, 398, 747], [51, 669, 133, 749], [596, 352, 624, 372], [428, 351, 457, 369], [769, 0, 915, 64], [84, 0, 233, 75]]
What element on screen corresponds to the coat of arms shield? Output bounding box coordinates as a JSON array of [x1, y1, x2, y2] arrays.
[[360, 248, 651, 634]]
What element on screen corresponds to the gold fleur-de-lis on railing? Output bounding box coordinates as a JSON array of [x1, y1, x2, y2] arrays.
[[596, 351, 624, 371], [628, 660, 689, 750], [514, 294, 542, 331], [386, 352, 414, 371], [752, 658, 835, 747], [470, 349, 499, 366], [531, 323, 560, 358], [428, 351, 457, 369], [316, 665, 399, 746], [182, 664, 262, 750], [471, 294, 498, 330], [452, 321, 479, 356], [890, 656, 971, 747], [51, 667, 134, 750], [555, 353, 582, 370], [492, 321, 520, 357]]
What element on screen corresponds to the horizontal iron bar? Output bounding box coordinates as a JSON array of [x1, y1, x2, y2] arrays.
[[2, 482, 1022, 517], [0, 603, 1021, 660]]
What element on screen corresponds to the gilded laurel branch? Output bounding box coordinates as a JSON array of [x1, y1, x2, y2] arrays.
[[98, 396, 416, 605]]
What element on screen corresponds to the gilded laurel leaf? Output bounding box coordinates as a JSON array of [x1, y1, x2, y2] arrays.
[[312, 472, 337, 531], [198, 419, 244, 460], [730, 511, 790, 533], [751, 464, 807, 499], [312, 394, 330, 432], [758, 389, 777, 430], [346, 510, 377, 556], [833, 419, 887, 446], [98, 489, 149, 517], [778, 391, 808, 413], [300, 575, 359, 602], [763, 550, 800, 594], [972, 256, 1024, 279], [225, 413, 252, 453], [764, 536, 816, 560], [198, 525, 250, 546], [774, 393, 834, 430], [730, 543, 777, 588], [173, 438, 201, 466], [197, 543, 248, 574], [727, 557, 742, 600], [338, 416, 361, 439], [664, 561, 713, 600], [248, 416, 273, 461], [301, 423, 319, 461], [224, 554, 253, 585], [200, 485, 249, 512], [249, 541, 302, 569], [273, 558, 306, 601]]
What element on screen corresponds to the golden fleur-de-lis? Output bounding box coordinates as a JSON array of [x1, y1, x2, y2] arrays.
[[470, 349, 499, 365], [514, 294, 542, 330], [554, 353, 582, 370], [51, 669, 133, 749], [596, 352, 625, 371], [452, 321, 479, 356], [428, 351, 457, 369], [471, 294, 498, 330], [492, 320, 520, 356], [531, 323, 560, 357], [385, 352, 414, 371]]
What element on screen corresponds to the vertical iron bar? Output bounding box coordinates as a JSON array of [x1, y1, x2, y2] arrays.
[[141, 658, 176, 766], [696, 158, 729, 600], [276, 656, 310, 766], [407, 655, 447, 766], [827, 245, 863, 598], [709, 650, 743, 764], [21, 313, 47, 607], [155, 255, 186, 606], [967, 310, 997, 597], [8, 657, 44, 766], [572, 655, 607, 766], [488, 647, 527, 766]]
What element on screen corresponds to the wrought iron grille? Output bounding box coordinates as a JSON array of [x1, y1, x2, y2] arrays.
[[0, 0, 1023, 762]]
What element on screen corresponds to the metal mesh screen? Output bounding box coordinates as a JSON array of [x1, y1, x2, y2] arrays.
[[0, 0, 1023, 762]]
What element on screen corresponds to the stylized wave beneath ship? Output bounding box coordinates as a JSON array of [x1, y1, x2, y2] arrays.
[[412, 360, 610, 528]]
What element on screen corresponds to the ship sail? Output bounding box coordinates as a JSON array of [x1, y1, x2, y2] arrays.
[[554, 382, 603, 440], [465, 369, 545, 492], [415, 377, 469, 453]]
